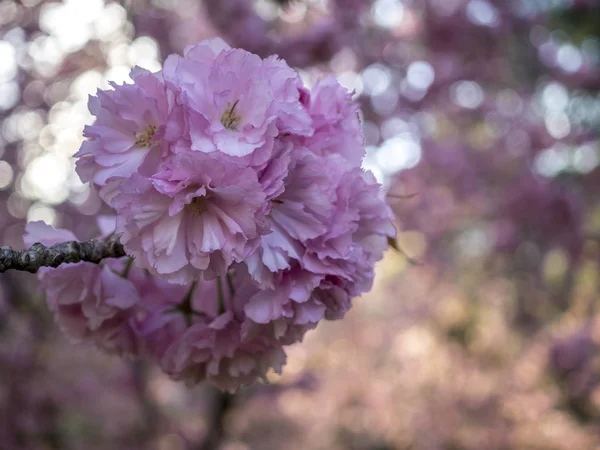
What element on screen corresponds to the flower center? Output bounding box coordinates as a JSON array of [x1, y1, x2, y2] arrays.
[[135, 125, 157, 148], [221, 99, 241, 130], [190, 196, 208, 214]]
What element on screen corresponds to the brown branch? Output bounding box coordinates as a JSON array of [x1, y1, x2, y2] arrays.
[[198, 389, 234, 450], [0, 237, 126, 274]]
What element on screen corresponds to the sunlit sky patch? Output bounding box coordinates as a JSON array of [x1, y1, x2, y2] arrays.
[[1, 0, 163, 224], [371, 0, 405, 30]]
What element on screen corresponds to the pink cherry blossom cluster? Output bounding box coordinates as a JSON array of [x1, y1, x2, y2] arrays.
[[31, 38, 395, 391]]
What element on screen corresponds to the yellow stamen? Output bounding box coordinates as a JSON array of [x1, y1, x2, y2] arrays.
[[135, 125, 158, 148], [221, 99, 241, 130]]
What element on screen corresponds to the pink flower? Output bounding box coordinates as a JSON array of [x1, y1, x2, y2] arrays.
[[163, 38, 312, 161], [113, 152, 268, 284], [245, 156, 395, 326], [24, 222, 142, 356], [160, 312, 288, 392], [140, 268, 295, 392], [66, 38, 397, 390], [23, 220, 79, 247], [303, 168, 396, 299], [245, 148, 340, 288], [75, 67, 181, 205], [302, 75, 365, 166], [40, 260, 141, 355], [129, 270, 190, 359], [244, 263, 324, 324]]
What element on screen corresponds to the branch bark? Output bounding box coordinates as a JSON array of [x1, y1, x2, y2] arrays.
[[0, 237, 126, 273]]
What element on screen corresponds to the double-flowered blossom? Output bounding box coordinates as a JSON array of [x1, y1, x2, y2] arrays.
[[36, 37, 398, 390], [24, 221, 143, 356], [113, 152, 268, 283], [75, 68, 181, 205], [25, 221, 304, 391], [162, 38, 313, 160]]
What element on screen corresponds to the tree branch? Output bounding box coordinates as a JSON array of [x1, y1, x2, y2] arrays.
[[198, 389, 233, 450], [0, 237, 126, 273]]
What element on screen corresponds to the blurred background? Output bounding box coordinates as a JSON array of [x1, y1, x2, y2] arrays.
[[1, 0, 600, 448]]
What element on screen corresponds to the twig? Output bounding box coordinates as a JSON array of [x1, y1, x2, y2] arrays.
[[0, 237, 126, 273], [387, 237, 424, 266]]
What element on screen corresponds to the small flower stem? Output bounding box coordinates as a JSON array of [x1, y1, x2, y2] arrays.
[[171, 281, 198, 325], [387, 237, 423, 266], [216, 276, 225, 314], [226, 272, 235, 298]]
